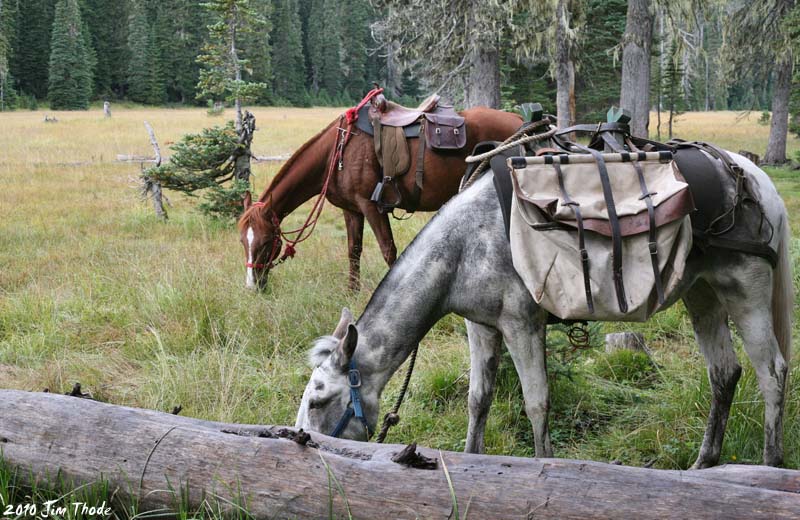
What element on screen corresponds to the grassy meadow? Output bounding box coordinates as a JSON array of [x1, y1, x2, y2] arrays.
[[2, 105, 800, 504]]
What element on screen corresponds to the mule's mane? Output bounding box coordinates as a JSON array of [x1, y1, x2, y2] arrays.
[[237, 117, 339, 232]]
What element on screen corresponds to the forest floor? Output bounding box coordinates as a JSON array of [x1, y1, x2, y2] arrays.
[[1, 106, 800, 516]]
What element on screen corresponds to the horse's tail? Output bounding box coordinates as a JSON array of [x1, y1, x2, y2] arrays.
[[773, 212, 793, 371]]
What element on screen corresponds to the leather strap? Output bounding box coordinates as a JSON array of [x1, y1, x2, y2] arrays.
[[554, 161, 594, 314], [630, 157, 665, 305], [694, 232, 779, 268], [371, 116, 383, 170], [490, 152, 513, 240], [410, 121, 426, 212], [555, 122, 630, 136], [582, 146, 627, 313]]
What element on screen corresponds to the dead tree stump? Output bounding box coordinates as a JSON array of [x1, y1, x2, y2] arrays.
[[142, 121, 167, 220], [605, 332, 646, 353]]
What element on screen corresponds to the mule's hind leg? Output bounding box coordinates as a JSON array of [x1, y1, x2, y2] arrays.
[[464, 320, 502, 454], [683, 280, 742, 469], [719, 263, 788, 466]]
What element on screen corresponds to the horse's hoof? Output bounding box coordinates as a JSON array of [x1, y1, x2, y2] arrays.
[[689, 459, 716, 470]]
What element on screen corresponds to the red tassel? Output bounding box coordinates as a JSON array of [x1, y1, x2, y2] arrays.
[[282, 244, 296, 260]]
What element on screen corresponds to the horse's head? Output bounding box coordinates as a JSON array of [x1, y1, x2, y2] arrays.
[[239, 192, 282, 291], [295, 308, 378, 441]]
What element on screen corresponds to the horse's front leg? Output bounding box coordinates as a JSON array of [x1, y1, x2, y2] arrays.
[[342, 209, 365, 291], [359, 202, 397, 267], [499, 309, 552, 458], [465, 320, 502, 453]]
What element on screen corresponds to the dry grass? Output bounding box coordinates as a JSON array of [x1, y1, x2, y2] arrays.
[[651, 110, 800, 157], [1, 106, 799, 469]]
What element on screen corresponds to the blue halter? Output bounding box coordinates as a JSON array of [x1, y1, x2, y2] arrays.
[[329, 359, 374, 439]]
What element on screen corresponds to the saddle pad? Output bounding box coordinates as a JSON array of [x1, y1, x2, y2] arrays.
[[508, 152, 694, 322]]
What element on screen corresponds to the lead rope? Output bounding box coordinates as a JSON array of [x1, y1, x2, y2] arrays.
[[460, 121, 557, 193], [375, 344, 419, 443]]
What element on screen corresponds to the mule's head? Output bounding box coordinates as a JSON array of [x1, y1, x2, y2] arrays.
[[239, 192, 282, 291], [295, 308, 378, 441]]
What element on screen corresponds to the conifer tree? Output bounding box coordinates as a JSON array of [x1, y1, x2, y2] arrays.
[[305, 0, 324, 94], [196, 0, 267, 130], [47, 0, 94, 109], [155, 0, 207, 104], [241, 0, 273, 104], [127, 0, 153, 104], [12, 0, 55, 100], [340, 0, 371, 99], [319, 0, 342, 97], [0, 0, 17, 110], [271, 0, 305, 105], [82, 0, 129, 98]]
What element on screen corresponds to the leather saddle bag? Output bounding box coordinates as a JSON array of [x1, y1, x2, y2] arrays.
[[424, 113, 466, 150]]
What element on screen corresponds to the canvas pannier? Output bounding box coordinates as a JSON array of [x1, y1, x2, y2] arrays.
[[508, 151, 695, 321]]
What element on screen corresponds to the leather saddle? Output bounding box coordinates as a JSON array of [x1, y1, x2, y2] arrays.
[[353, 92, 467, 214]]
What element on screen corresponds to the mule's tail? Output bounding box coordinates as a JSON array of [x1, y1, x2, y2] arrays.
[[773, 213, 793, 369]]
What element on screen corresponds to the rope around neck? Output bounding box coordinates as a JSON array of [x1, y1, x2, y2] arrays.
[[375, 344, 418, 443]]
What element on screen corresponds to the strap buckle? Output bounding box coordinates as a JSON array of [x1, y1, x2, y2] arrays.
[[648, 241, 658, 255], [348, 368, 362, 388]]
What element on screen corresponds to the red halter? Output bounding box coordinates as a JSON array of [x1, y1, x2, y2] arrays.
[[245, 202, 282, 269]]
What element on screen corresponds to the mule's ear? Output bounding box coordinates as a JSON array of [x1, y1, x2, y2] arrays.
[[243, 191, 252, 211], [333, 324, 358, 371], [332, 307, 353, 340]]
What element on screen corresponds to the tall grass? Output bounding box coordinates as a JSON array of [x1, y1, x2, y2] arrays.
[[1, 107, 799, 515]]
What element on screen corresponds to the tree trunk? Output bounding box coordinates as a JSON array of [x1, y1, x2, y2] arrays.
[[554, 0, 576, 131], [619, 0, 654, 138], [465, 47, 500, 109], [230, 6, 243, 133], [764, 52, 793, 165], [2, 390, 800, 519], [234, 111, 255, 183]]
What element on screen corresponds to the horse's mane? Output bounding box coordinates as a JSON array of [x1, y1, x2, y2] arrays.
[[237, 117, 339, 233]]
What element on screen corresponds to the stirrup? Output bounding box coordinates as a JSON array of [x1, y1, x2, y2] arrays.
[[371, 176, 403, 214]]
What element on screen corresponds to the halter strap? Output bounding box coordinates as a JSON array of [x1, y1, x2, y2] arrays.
[[329, 358, 374, 439], [245, 201, 284, 270]]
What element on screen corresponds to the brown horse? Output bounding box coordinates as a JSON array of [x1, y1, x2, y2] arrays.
[[238, 106, 523, 291]]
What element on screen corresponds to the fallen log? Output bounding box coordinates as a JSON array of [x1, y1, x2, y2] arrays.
[[116, 154, 158, 163], [253, 154, 292, 162], [0, 390, 798, 519]]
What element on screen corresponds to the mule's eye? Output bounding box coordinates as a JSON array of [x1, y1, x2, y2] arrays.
[[309, 397, 331, 410]]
